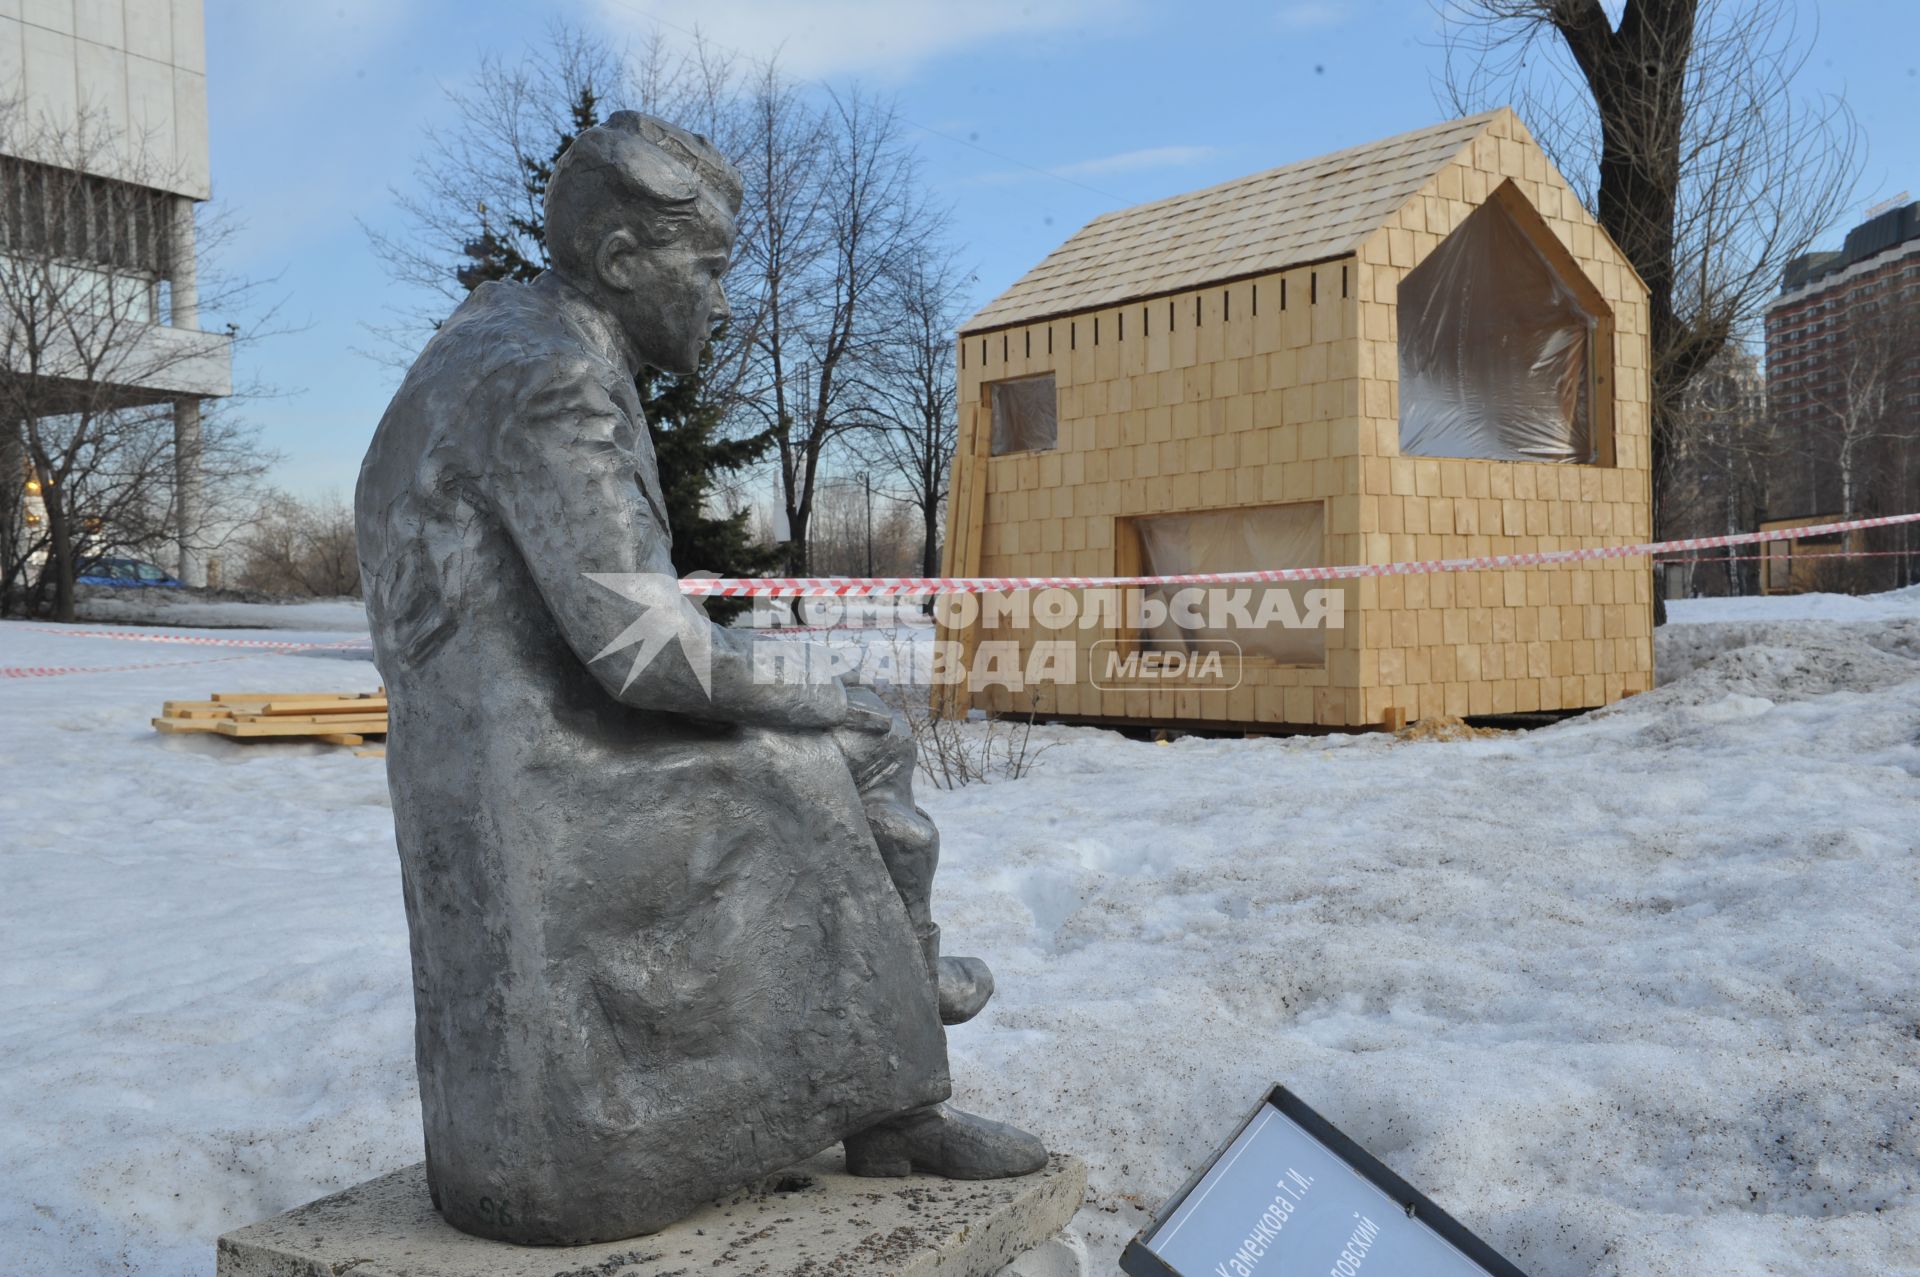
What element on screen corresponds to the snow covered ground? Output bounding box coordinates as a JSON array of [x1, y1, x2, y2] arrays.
[[72, 587, 369, 632], [2, 592, 1918, 1276], [1667, 583, 1920, 625]]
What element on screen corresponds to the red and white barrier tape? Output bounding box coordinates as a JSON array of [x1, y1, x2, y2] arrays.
[[2, 633, 373, 680], [1654, 548, 1920, 565], [11, 512, 1918, 629], [17, 626, 371, 650], [681, 511, 1920, 598], [2, 654, 251, 680]]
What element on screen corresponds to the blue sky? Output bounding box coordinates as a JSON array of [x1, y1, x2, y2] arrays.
[[203, 0, 1920, 499]]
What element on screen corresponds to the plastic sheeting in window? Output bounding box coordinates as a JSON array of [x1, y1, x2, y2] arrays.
[[1134, 502, 1325, 665], [990, 374, 1058, 455], [1398, 197, 1598, 464]]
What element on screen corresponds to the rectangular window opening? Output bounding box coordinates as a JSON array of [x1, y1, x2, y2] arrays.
[[1127, 502, 1326, 666], [989, 373, 1059, 456]]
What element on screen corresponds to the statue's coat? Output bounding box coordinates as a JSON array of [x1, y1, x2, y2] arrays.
[[355, 272, 950, 1245]]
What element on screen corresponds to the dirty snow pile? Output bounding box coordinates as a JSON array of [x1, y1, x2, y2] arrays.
[[2, 591, 1918, 1276]]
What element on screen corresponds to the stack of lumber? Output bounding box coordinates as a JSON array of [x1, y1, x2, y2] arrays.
[[152, 691, 388, 753]]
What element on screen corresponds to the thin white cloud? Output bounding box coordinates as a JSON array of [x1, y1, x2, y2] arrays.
[[1275, 2, 1347, 30], [967, 143, 1220, 187], [1055, 144, 1219, 178], [595, 0, 1134, 81]]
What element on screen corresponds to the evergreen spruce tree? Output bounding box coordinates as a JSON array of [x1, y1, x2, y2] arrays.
[[455, 87, 781, 613]]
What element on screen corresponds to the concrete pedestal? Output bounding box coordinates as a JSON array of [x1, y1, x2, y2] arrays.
[[215, 1151, 1086, 1277]]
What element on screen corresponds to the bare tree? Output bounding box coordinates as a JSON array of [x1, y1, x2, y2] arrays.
[[369, 27, 958, 590], [367, 24, 754, 377], [803, 475, 921, 577], [365, 25, 614, 330], [1660, 342, 1776, 594], [852, 243, 969, 577], [1438, 0, 1860, 576], [740, 87, 940, 578], [232, 490, 362, 597], [728, 62, 830, 578], [0, 109, 273, 618]]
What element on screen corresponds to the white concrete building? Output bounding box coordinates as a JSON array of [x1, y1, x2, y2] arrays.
[[1, 0, 231, 585]]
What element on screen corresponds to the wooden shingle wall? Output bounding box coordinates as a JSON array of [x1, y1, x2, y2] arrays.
[[944, 262, 1369, 726], [941, 109, 1652, 730], [1349, 110, 1653, 724]]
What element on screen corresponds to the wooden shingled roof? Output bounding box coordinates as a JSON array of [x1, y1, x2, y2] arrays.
[[962, 110, 1508, 334]]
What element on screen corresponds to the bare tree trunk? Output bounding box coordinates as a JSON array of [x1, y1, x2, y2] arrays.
[[1441, 0, 1861, 622], [174, 399, 204, 585], [31, 446, 76, 622], [0, 421, 21, 614]]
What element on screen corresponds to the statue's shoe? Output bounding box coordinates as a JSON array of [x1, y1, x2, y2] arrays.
[[937, 955, 994, 1025], [844, 1104, 1048, 1179]]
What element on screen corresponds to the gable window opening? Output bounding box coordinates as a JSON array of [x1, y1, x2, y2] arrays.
[[1397, 195, 1603, 464]]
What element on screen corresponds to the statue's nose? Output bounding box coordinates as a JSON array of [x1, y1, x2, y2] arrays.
[[711, 290, 732, 334]]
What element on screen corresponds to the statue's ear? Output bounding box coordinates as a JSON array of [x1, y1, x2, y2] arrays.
[[594, 228, 642, 293]]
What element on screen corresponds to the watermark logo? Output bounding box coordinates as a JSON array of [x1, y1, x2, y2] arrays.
[[584, 572, 712, 694], [1089, 638, 1243, 690], [585, 574, 1341, 695]]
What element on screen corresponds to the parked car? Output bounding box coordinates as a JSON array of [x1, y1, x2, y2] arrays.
[[76, 557, 185, 588]]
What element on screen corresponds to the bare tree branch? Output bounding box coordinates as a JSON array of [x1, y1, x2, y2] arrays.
[[1437, 0, 1860, 533]]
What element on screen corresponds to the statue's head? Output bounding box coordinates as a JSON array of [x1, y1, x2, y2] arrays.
[[545, 112, 743, 375]]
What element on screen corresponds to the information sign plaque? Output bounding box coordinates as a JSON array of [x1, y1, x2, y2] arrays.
[[1120, 1086, 1531, 1277]]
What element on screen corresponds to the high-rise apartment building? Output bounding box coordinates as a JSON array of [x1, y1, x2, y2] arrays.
[[1764, 200, 1920, 526]]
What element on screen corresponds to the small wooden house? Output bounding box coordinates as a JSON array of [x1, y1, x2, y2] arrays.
[[1757, 515, 1861, 594], [940, 109, 1653, 730]]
